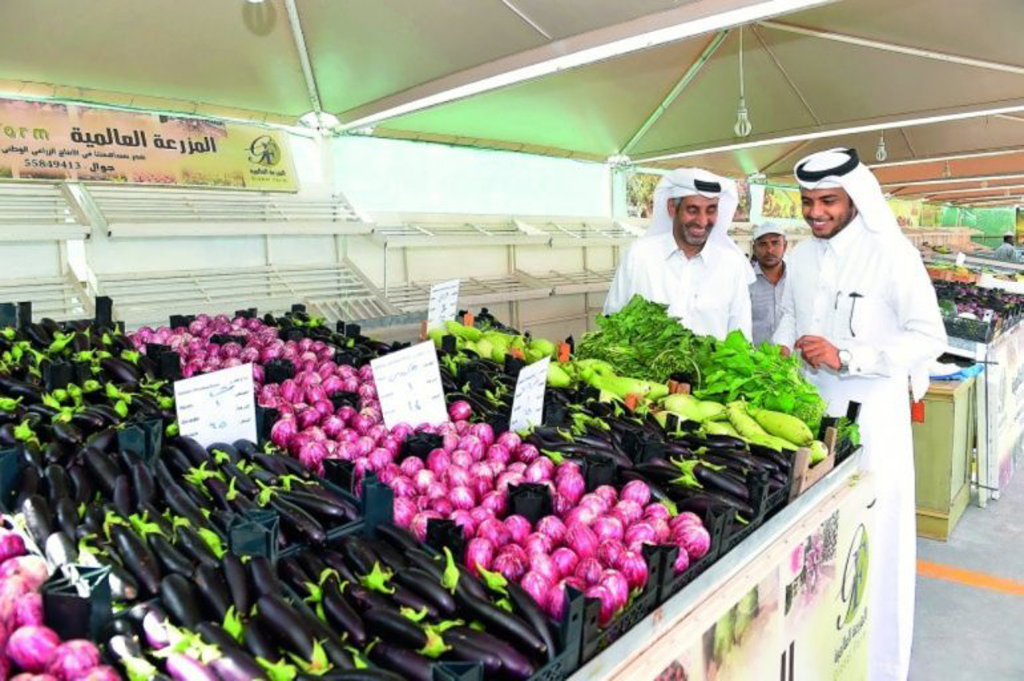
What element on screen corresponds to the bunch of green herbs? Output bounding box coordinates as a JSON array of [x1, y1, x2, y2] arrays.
[[577, 296, 710, 383]]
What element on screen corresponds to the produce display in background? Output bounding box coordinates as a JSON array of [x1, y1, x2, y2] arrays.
[[932, 279, 1024, 326]]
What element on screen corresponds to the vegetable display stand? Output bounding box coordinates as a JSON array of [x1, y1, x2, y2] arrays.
[[569, 450, 872, 681], [913, 377, 977, 541]]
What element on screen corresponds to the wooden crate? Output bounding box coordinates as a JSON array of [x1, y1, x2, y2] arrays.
[[788, 426, 838, 501]]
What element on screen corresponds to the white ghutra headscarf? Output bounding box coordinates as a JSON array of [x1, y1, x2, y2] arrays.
[[647, 167, 754, 283]]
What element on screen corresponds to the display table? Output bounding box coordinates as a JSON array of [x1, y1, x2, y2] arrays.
[[913, 378, 976, 540], [572, 451, 873, 681]]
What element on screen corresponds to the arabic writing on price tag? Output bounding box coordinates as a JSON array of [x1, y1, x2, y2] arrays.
[[509, 357, 551, 432], [956, 252, 966, 267], [174, 363, 256, 447], [427, 279, 460, 331], [371, 341, 448, 429]]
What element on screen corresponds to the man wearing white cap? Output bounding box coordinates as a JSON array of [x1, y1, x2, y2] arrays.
[[749, 221, 787, 345], [605, 168, 754, 340], [773, 148, 946, 681]]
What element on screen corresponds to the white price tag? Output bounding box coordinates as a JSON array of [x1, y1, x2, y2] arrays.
[[371, 341, 448, 429], [174, 363, 256, 447], [955, 252, 966, 267], [427, 279, 460, 331], [509, 357, 551, 432]]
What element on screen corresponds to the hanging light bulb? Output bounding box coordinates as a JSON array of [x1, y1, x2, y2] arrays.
[[734, 27, 752, 138], [875, 132, 888, 162]]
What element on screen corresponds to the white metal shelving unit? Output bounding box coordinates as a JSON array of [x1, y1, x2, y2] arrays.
[[386, 273, 553, 313], [97, 261, 394, 328], [0, 274, 93, 320], [370, 213, 549, 247], [86, 184, 370, 237], [0, 181, 88, 241]]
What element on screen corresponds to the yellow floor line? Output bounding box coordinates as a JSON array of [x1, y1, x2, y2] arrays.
[[917, 559, 1024, 597]]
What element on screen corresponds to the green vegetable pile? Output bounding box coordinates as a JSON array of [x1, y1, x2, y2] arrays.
[[578, 296, 826, 433], [694, 330, 826, 434], [577, 297, 710, 383]]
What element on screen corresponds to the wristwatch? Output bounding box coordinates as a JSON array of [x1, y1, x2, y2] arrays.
[[838, 348, 852, 373]]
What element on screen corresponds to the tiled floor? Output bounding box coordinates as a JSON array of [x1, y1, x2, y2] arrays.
[[910, 471, 1024, 680]]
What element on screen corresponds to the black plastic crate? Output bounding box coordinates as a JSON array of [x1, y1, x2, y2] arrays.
[[579, 543, 663, 664], [943, 315, 992, 344], [656, 508, 726, 602]]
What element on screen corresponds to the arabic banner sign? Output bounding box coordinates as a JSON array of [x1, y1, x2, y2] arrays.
[[0, 98, 297, 191]]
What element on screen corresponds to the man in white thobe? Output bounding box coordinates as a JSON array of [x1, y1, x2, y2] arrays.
[[772, 148, 946, 681], [605, 168, 754, 340]]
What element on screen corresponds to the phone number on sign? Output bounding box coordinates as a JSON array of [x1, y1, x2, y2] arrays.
[[23, 159, 82, 170]]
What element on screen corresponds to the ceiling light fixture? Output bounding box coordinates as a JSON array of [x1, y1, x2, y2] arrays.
[[339, 0, 834, 131], [639, 102, 1024, 163], [875, 131, 887, 162], [734, 27, 752, 138]]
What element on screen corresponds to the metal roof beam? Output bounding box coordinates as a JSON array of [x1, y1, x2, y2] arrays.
[[750, 24, 820, 125], [619, 30, 729, 156], [758, 20, 1024, 76], [284, 0, 323, 117], [869, 146, 1024, 169]]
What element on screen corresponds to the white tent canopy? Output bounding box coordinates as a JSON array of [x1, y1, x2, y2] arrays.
[[1, 0, 1022, 203]]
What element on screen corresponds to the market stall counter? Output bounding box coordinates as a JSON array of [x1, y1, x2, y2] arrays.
[[571, 450, 872, 681]]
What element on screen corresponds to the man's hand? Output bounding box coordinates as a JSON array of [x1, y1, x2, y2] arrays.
[[794, 335, 841, 371]]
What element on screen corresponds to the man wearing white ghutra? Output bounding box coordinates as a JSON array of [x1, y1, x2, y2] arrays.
[[773, 148, 946, 681], [605, 168, 755, 340]]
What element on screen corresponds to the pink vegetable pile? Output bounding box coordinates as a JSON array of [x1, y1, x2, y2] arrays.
[[0, 530, 118, 680]]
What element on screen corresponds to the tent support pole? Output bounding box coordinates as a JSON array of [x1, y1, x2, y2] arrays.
[[759, 20, 1024, 76], [284, 0, 325, 117], [619, 30, 729, 156]]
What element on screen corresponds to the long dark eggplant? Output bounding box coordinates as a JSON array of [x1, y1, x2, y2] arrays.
[[173, 438, 211, 467], [194, 564, 231, 621], [345, 585, 393, 612], [506, 580, 557, 662], [113, 475, 133, 517], [243, 618, 280, 662], [148, 534, 194, 577], [220, 553, 250, 615], [390, 583, 436, 618], [446, 626, 537, 679], [249, 555, 283, 598], [269, 496, 326, 544], [454, 590, 547, 660], [321, 579, 366, 647], [67, 464, 94, 505], [255, 595, 316, 659], [100, 357, 141, 386], [53, 495, 79, 540], [367, 641, 433, 681], [441, 633, 503, 676], [277, 489, 350, 523], [110, 524, 162, 597], [210, 644, 267, 681], [160, 573, 202, 627], [84, 447, 122, 495], [173, 525, 220, 570], [692, 463, 750, 502], [393, 568, 456, 617], [44, 464, 71, 503], [129, 461, 156, 507], [161, 482, 209, 530], [20, 494, 53, 546], [0, 377, 41, 403], [337, 536, 380, 575], [374, 523, 421, 554]]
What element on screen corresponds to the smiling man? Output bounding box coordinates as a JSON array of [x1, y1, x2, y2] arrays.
[[605, 168, 754, 340], [773, 148, 946, 681]]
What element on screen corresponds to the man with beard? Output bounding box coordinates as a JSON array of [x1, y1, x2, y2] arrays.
[[773, 148, 946, 681], [748, 221, 787, 345], [605, 168, 754, 340]]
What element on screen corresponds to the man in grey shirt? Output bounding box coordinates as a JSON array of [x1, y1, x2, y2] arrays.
[[992, 234, 1020, 263], [748, 222, 787, 345]]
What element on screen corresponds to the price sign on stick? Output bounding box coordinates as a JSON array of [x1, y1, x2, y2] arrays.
[[509, 357, 551, 432], [427, 279, 460, 331], [174, 363, 256, 447], [956, 252, 966, 267], [371, 341, 448, 429]]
